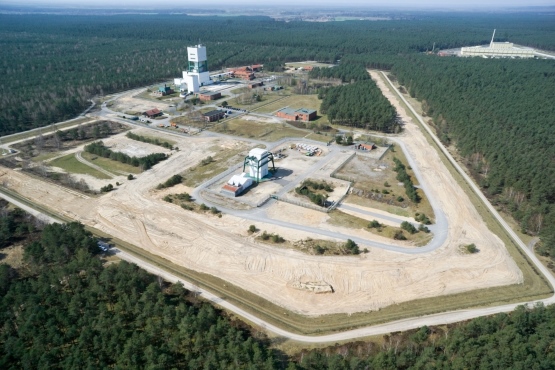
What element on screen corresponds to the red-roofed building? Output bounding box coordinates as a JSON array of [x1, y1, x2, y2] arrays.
[[354, 143, 376, 151], [228, 66, 255, 80], [143, 108, 162, 118]]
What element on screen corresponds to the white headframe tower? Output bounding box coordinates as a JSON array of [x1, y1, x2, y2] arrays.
[[183, 44, 211, 93]]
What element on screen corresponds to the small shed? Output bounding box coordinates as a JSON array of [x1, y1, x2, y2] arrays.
[[354, 143, 376, 151]]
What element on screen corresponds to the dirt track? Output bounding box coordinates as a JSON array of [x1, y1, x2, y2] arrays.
[[0, 75, 523, 316]]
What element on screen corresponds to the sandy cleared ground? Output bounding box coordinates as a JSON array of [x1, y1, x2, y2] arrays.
[[0, 76, 523, 316], [111, 92, 174, 115]]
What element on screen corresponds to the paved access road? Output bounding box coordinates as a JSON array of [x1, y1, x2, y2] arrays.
[[1, 78, 553, 343]]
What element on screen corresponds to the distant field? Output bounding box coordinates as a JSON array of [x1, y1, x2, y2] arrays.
[[49, 154, 111, 179], [210, 119, 310, 142], [256, 94, 321, 114], [285, 62, 335, 68], [230, 93, 287, 111]]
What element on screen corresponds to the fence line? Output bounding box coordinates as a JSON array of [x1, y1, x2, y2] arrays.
[[378, 144, 393, 161], [271, 195, 329, 213], [328, 184, 351, 212], [329, 152, 356, 178]]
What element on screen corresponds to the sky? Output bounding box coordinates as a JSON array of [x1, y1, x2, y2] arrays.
[[3, 0, 555, 9]]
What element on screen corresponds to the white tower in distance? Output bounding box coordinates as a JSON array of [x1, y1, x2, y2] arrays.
[[183, 44, 212, 93]]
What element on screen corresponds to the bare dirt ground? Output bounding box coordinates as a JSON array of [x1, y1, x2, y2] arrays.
[[111, 91, 172, 115], [0, 75, 523, 316], [243, 114, 282, 124]]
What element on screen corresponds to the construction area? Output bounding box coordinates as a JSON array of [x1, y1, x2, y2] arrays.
[[0, 73, 527, 320]]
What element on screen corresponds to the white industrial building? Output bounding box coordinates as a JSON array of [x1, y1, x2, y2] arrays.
[[221, 173, 253, 197], [244, 148, 274, 181], [174, 44, 213, 94], [461, 30, 535, 59]]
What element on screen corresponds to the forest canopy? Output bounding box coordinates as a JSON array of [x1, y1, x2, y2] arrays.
[[2, 206, 555, 368]]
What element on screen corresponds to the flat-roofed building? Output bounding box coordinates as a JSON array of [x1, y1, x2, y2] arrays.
[[203, 110, 225, 122], [276, 107, 317, 121], [198, 91, 222, 101]]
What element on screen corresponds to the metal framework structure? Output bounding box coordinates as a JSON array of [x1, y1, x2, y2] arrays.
[[242, 152, 275, 182]]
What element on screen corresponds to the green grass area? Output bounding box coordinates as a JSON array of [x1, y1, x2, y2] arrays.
[[49, 153, 111, 179], [211, 119, 310, 142], [1, 118, 93, 145], [328, 210, 433, 246], [344, 195, 411, 218], [285, 62, 334, 68], [255, 94, 321, 114], [182, 146, 250, 187], [304, 132, 334, 143], [31, 152, 62, 163], [231, 93, 288, 111], [81, 151, 141, 175]]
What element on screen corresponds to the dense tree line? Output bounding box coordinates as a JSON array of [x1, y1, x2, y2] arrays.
[[0, 220, 280, 368], [389, 55, 555, 256], [0, 203, 39, 249], [293, 303, 555, 369], [309, 63, 370, 83], [126, 131, 174, 150], [84, 141, 167, 170], [393, 157, 420, 203], [1, 13, 554, 136], [156, 174, 183, 190], [4, 207, 555, 368], [319, 80, 399, 132]]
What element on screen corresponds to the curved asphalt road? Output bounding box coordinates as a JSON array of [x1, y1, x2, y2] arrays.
[[1, 80, 553, 343]]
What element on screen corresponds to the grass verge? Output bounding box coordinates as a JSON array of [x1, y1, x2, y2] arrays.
[[182, 146, 249, 187], [50, 154, 111, 179], [211, 119, 310, 142], [81, 152, 141, 175], [255, 94, 322, 114]]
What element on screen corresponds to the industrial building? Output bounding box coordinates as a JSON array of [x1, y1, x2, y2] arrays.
[[154, 84, 174, 97], [181, 44, 213, 94], [461, 30, 535, 58], [229, 66, 255, 80], [276, 107, 317, 122], [247, 81, 263, 89], [221, 173, 253, 197], [198, 91, 222, 101], [203, 110, 225, 122], [243, 148, 275, 181]]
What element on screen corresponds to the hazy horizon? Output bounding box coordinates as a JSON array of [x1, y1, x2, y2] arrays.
[[2, 0, 554, 10]]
